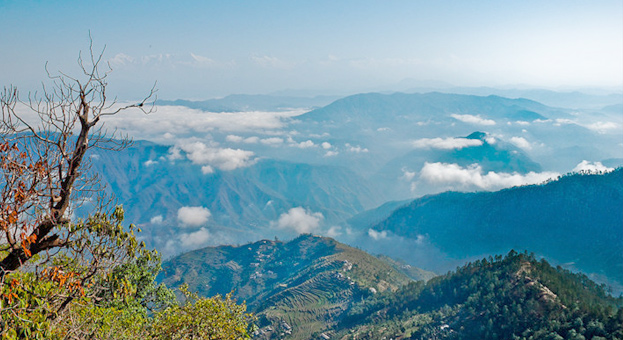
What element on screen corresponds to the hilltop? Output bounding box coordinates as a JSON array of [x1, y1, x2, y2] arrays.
[[332, 251, 623, 339], [159, 234, 433, 339]]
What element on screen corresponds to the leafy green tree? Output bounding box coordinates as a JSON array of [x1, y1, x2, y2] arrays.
[[152, 284, 255, 340]]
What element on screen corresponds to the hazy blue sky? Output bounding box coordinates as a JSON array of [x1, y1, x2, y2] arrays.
[[1, 0, 621, 99]]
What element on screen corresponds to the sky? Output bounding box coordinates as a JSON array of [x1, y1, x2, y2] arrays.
[[1, 0, 622, 100]]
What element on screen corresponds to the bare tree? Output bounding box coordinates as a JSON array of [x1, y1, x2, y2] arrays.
[[0, 41, 155, 273]]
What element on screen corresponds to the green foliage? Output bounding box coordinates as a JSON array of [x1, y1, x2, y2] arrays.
[[151, 284, 254, 340], [333, 251, 623, 340], [1, 208, 251, 339]]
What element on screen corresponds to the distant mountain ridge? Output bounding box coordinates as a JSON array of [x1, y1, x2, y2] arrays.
[[156, 94, 339, 112], [298, 92, 565, 125]]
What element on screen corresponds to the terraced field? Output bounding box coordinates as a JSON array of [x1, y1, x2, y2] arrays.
[[160, 234, 428, 339]]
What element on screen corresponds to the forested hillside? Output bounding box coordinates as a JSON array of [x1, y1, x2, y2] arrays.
[[367, 169, 623, 287], [332, 251, 623, 339]]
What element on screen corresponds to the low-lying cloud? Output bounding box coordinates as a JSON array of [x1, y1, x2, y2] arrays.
[[272, 207, 324, 234], [451, 114, 496, 126], [368, 228, 388, 240], [178, 142, 256, 171], [573, 160, 614, 173], [419, 162, 560, 191], [178, 227, 211, 247], [509, 136, 532, 150], [177, 206, 212, 227], [412, 137, 483, 150], [104, 104, 306, 142]]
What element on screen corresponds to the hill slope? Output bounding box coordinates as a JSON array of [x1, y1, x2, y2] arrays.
[[332, 251, 623, 339], [88, 141, 385, 253], [366, 169, 623, 287], [159, 234, 430, 339]]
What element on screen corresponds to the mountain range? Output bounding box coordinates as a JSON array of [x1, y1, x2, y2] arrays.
[[159, 235, 623, 339], [349, 168, 623, 291]]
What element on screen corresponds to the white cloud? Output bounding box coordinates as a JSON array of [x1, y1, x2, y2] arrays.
[[226, 135, 244, 143], [272, 207, 324, 234], [554, 118, 575, 126], [295, 140, 315, 148], [201, 165, 215, 174], [179, 227, 211, 247], [485, 136, 497, 144], [321, 142, 332, 149], [104, 104, 306, 142], [167, 146, 184, 161], [179, 142, 256, 171], [177, 206, 211, 227], [190, 53, 215, 65], [108, 53, 135, 66], [144, 159, 158, 167], [586, 121, 619, 134], [345, 143, 369, 153], [150, 215, 163, 224], [243, 136, 260, 144], [377, 127, 391, 131], [451, 114, 496, 126], [326, 226, 342, 238], [324, 151, 339, 157], [412, 137, 482, 150], [510, 136, 532, 150], [572, 160, 614, 173], [401, 168, 417, 181], [419, 162, 560, 191], [261, 137, 284, 145], [368, 229, 388, 240]]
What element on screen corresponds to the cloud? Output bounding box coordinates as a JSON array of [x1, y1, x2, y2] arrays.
[[412, 137, 483, 150], [295, 140, 315, 148], [190, 53, 215, 66], [401, 168, 417, 181], [104, 104, 306, 142], [326, 226, 342, 238], [573, 160, 614, 173], [509, 136, 532, 150], [261, 137, 284, 145], [419, 162, 560, 191], [178, 142, 256, 171], [177, 206, 211, 227], [243, 136, 260, 144], [321, 142, 332, 149], [167, 147, 184, 161], [150, 215, 163, 224], [368, 229, 388, 240], [451, 114, 496, 126], [272, 207, 324, 234], [324, 151, 339, 157], [345, 143, 369, 153], [586, 121, 618, 134], [108, 53, 135, 66], [226, 135, 244, 143], [144, 159, 158, 167], [179, 227, 211, 247], [201, 165, 215, 174]]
